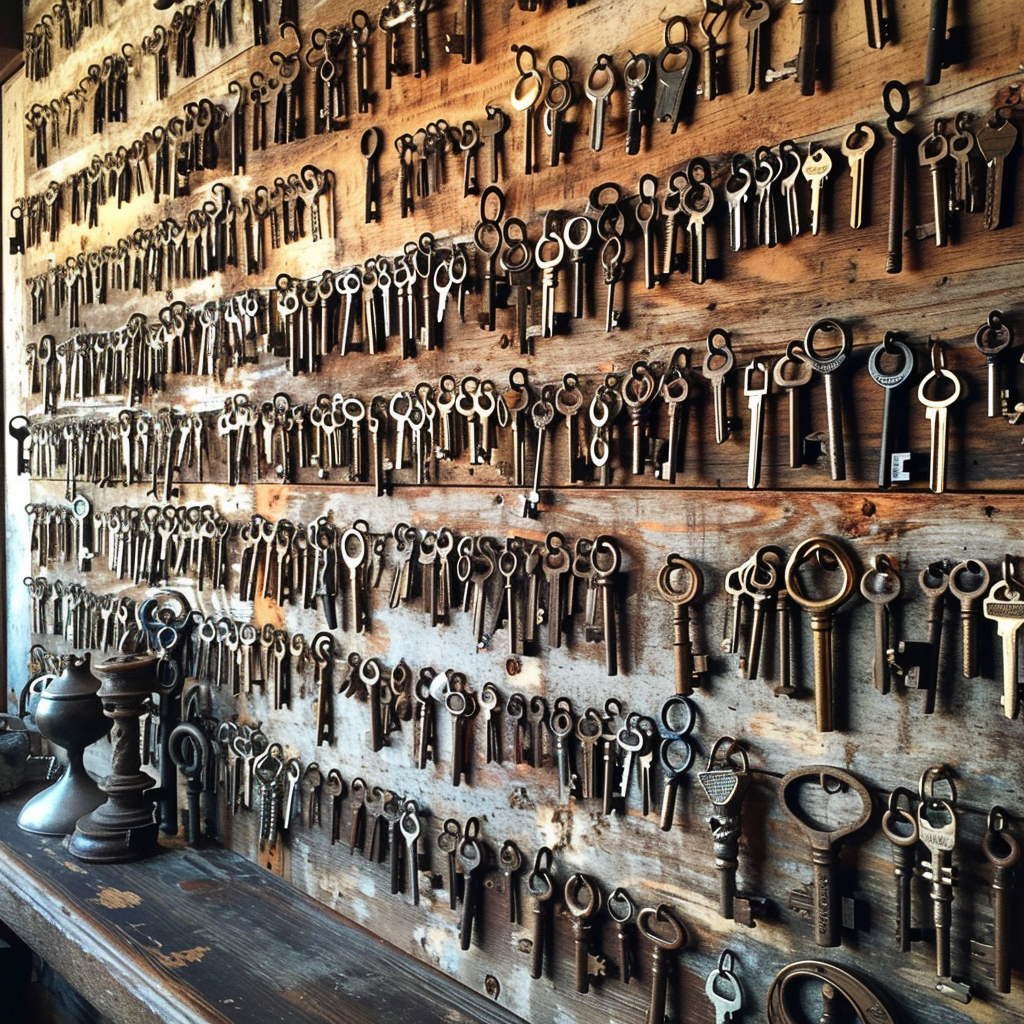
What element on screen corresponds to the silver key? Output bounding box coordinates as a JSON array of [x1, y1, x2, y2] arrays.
[[743, 360, 769, 489], [983, 579, 1024, 720], [705, 949, 743, 1024], [585, 53, 615, 152]]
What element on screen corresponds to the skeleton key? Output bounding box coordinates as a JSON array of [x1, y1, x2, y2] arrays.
[[658, 354, 691, 483], [522, 388, 554, 519], [457, 818, 483, 950], [660, 696, 697, 831], [527, 847, 554, 979], [400, 801, 421, 905], [682, 159, 715, 284], [564, 873, 606, 993], [867, 332, 914, 488], [781, 765, 872, 947], [550, 699, 576, 801], [510, 45, 542, 175], [919, 122, 950, 246], [917, 765, 971, 1002], [860, 554, 901, 694], [983, 576, 1024, 720], [698, 737, 750, 919], [974, 310, 1013, 418], [657, 554, 704, 695], [361, 126, 383, 224], [575, 707, 602, 800], [725, 155, 753, 252], [437, 817, 461, 908], [800, 318, 851, 481], [971, 806, 1021, 993], [950, 112, 981, 212], [585, 53, 615, 152], [499, 839, 522, 923], [702, 328, 735, 445], [607, 888, 637, 985], [637, 904, 686, 1024], [542, 55, 573, 167], [698, 0, 728, 101], [918, 340, 961, 494], [784, 536, 855, 731], [883, 80, 911, 274], [948, 559, 990, 680], [881, 787, 919, 953], [623, 52, 652, 156]]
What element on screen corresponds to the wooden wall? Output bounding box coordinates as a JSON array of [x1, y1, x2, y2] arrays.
[[5, 1, 1024, 1023]]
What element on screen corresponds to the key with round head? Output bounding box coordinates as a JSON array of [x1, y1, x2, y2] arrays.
[[983, 577, 1024, 720], [659, 695, 696, 831], [882, 80, 912, 274], [637, 904, 687, 1024], [564, 872, 604, 993], [881, 787, 919, 953], [841, 122, 876, 229], [585, 53, 615, 152], [918, 121, 950, 246], [974, 309, 1013, 418], [860, 553, 901, 694], [456, 817, 483, 950], [799, 318, 852, 481], [510, 45, 542, 175], [918, 340, 962, 494], [972, 806, 1021, 992], [867, 332, 914, 488], [784, 536, 856, 732], [657, 553, 703, 694], [607, 887, 637, 984], [773, 340, 813, 469], [702, 328, 735, 445], [682, 159, 715, 283], [526, 847, 554, 979], [498, 839, 522, 923]]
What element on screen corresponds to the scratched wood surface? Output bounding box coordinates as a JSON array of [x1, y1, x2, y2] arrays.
[[4, 2, 1024, 1024]]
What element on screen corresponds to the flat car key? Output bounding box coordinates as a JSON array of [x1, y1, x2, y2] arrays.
[[983, 577, 1024, 720]]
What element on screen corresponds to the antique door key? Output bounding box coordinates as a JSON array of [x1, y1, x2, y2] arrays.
[[637, 904, 687, 1024], [971, 806, 1020, 993], [784, 536, 856, 732], [564, 872, 606, 993], [781, 765, 872, 947], [657, 554, 704, 695], [918, 340, 962, 494]]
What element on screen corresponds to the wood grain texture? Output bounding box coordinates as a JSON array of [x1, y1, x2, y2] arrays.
[[5, 2, 1024, 1024]]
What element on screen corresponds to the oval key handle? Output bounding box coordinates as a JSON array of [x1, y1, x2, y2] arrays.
[[636, 903, 687, 950], [784, 536, 855, 614], [766, 960, 898, 1024], [657, 553, 703, 605], [607, 886, 636, 925], [779, 765, 873, 850], [801, 318, 852, 374], [564, 872, 602, 918]]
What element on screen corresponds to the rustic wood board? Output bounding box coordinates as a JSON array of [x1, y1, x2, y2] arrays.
[[5, 2, 1024, 1024]]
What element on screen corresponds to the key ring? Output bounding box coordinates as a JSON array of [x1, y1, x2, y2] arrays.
[[657, 553, 702, 605], [564, 872, 602, 918], [881, 786, 919, 847], [867, 331, 914, 388], [637, 903, 686, 949], [607, 886, 636, 925], [784, 536, 855, 615]]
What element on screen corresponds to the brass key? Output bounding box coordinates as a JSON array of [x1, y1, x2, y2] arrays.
[[948, 558, 990, 679], [657, 554, 704, 695], [781, 765, 872, 947], [509, 45, 542, 176], [784, 536, 855, 732]]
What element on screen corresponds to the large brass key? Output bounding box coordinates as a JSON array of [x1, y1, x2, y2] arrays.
[[781, 765, 872, 947], [784, 536, 855, 732]]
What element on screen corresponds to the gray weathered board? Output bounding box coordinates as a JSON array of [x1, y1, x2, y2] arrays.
[[3, 1, 1024, 1023]]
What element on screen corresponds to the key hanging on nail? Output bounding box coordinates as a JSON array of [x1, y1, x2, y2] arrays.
[[361, 126, 383, 224]]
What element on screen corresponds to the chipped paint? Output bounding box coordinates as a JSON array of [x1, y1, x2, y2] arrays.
[[62, 860, 87, 874], [92, 887, 142, 909], [149, 945, 210, 969]]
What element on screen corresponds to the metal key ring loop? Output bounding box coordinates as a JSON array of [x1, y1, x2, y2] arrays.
[[880, 786, 919, 847], [657, 553, 702, 605], [637, 903, 686, 949], [784, 536, 855, 614], [564, 872, 601, 917], [607, 886, 636, 924], [867, 334, 914, 388], [802, 318, 852, 373]]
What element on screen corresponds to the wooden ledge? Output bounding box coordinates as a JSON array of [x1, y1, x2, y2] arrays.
[[0, 796, 524, 1024]]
